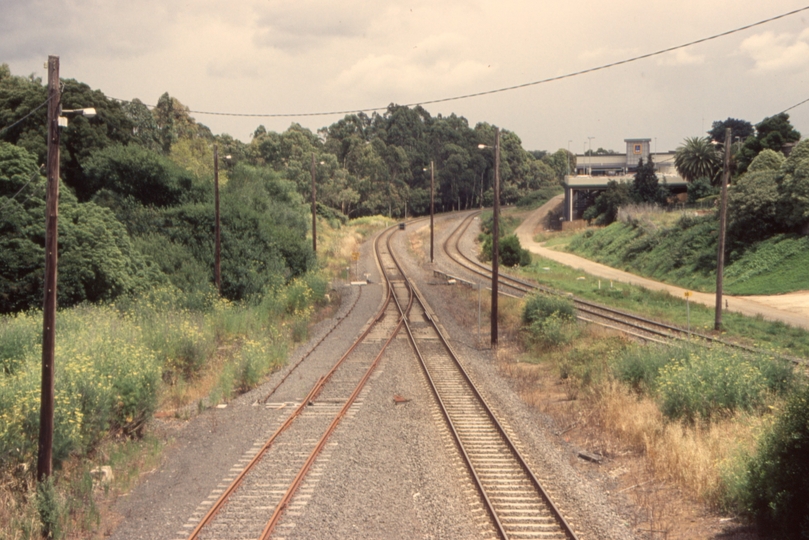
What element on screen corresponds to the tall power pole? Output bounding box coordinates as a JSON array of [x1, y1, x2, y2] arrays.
[[491, 128, 500, 348], [38, 55, 60, 482], [214, 144, 221, 294], [715, 127, 732, 331], [311, 153, 317, 253], [430, 160, 434, 263]]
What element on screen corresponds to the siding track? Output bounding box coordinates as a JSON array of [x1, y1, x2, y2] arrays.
[[442, 210, 808, 365]]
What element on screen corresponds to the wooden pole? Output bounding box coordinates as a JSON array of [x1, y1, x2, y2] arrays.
[[214, 144, 221, 294], [430, 160, 434, 263], [38, 55, 60, 482], [715, 127, 732, 331], [491, 127, 500, 348], [311, 153, 317, 253]]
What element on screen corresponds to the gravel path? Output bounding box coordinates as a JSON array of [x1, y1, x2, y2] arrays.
[[515, 195, 809, 330]]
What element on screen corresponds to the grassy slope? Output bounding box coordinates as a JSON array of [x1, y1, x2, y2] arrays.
[[561, 213, 809, 295]]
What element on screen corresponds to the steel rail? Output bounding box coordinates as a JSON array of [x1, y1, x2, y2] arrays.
[[389, 226, 577, 539], [444, 210, 807, 364], [257, 225, 415, 538], [260, 284, 365, 404], [187, 229, 400, 539]]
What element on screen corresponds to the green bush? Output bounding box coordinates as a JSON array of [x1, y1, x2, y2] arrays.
[[613, 344, 676, 391], [0, 307, 160, 467], [655, 347, 793, 422], [499, 235, 532, 267], [746, 383, 809, 539], [522, 293, 576, 325], [522, 293, 577, 348], [529, 312, 578, 349]]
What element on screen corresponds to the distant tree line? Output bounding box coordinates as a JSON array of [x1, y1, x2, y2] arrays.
[[0, 63, 570, 313]]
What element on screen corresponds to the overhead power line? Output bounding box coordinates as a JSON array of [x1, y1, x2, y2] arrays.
[[781, 96, 809, 115], [144, 5, 809, 119], [0, 166, 44, 214], [0, 95, 52, 137]]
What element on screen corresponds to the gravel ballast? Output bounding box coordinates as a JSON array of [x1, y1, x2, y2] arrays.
[[110, 220, 636, 539]]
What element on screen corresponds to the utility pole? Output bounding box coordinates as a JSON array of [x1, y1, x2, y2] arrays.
[[491, 127, 500, 348], [715, 127, 732, 331], [214, 144, 221, 294], [430, 160, 434, 263], [311, 153, 317, 253], [38, 55, 60, 483]]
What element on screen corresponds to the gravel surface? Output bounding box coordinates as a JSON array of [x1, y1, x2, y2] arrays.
[[393, 213, 637, 540], [110, 219, 636, 540], [109, 240, 385, 540]]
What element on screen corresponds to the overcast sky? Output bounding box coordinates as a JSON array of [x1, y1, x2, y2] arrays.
[[2, 1, 808, 154]]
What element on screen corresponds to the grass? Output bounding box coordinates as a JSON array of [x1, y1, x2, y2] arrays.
[[0, 215, 392, 539], [511, 309, 800, 515], [561, 207, 809, 296], [509, 254, 809, 359], [459, 209, 808, 531]]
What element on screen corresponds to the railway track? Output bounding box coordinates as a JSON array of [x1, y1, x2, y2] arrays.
[[185, 228, 408, 539], [183, 222, 579, 539], [387, 234, 578, 539], [440, 210, 809, 363]]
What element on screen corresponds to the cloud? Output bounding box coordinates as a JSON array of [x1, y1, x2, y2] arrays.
[[252, 0, 377, 53], [656, 48, 705, 66], [740, 29, 809, 72], [329, 33, 492, 102], [579, 47, 639, 62]]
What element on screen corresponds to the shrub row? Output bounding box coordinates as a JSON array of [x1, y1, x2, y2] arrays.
[[0, 273, 328, 471]]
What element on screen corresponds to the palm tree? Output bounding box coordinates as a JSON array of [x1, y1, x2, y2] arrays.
[[674, 136, 722, 183]]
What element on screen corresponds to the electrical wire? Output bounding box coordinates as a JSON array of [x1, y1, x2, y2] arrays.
[[0, 96, 52, 138], [0, 166, 44, 214], [114, 5, 809, 119], [781, 96, 809, 115]]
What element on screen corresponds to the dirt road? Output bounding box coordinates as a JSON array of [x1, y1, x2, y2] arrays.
[[514, 195, 809, 331]]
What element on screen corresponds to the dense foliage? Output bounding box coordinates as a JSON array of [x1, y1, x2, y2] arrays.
[[0, 63, 564, 312], [746, 382, 809, 539], [582, 157, 669, 225]]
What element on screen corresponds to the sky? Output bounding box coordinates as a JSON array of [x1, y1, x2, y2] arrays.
[[2, 0, 809, 154]]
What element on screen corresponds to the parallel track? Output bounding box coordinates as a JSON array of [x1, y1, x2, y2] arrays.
[[185, 222, 581, 539], [186, 228, 409, 539], [442, 210, 808, 364], [387, 226, 578, 540]]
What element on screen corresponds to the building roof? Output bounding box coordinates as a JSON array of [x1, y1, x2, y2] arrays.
[[563, 174, 687, 188]]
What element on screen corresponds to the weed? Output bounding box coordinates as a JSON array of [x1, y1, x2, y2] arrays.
[[36, 476, 61, 539], [745, 382, 809, 539]]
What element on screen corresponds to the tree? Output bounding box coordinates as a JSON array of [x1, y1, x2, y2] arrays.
[[583, 180, 633, 225], [775, 139, 809, 231], [541, 149, 573, 181], [632, 157, 668, 204], [737, 113, 801, 175], [728, 150, 783, 244], [674, 136, 722, 184], [83, 144, 200, 207], [708, 118, 754, 144], [686, 176, 717, 203], [0, 143, 162, 312]]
